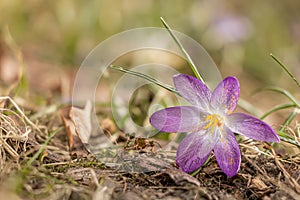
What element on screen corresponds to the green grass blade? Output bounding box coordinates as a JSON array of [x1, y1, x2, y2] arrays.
[[260, 103, 296, 120], [110, 65, 179, 95], [26, 128, 61, 167], [279, 109, 299, 132], [160, 17, 204, 82], [277, 130, 295, 140], [277, 131, 300, 148], [270, 53, 300, 87], [259, 87, 300, 108]]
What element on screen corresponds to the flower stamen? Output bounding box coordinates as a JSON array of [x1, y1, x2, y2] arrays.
[[204, 114, 223, 133]]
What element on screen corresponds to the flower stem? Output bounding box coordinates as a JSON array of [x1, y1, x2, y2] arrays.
[[160, 17, 204, 82]]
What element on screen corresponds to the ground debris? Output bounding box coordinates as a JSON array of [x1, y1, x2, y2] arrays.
[[0, 97, 299, 199], [60, 101, 92, 158], [155, 168, 200, 186]]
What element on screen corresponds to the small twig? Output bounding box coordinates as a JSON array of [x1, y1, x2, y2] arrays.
[[285, 125, 300, 142], [0, 138, 19, 160], [122, 176, 127, 192], [42, 161, 70, 167], [239, 143, 273, 157], [90, 168, 100, 187]]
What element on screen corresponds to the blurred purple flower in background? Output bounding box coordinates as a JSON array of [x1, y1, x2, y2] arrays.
[[207, 14, 253, 46], [150, 74, 280, 177]]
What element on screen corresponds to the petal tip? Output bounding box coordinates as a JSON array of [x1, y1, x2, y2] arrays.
[[176, 135, 212, 174], [225, 170, 239, 177], [265, 126, 281, 143], [173, 74, 187, 83], [149, 111, 163, 131], [227, 113, 281, 143], [214, 129, 241, 178], [223, 76, 240, 92], [224, 76, 239, 83], [173, 73, 189, 79], [221, 158, 241, 177], [176, 155, 208, 174], [273, 133, 281, 143]]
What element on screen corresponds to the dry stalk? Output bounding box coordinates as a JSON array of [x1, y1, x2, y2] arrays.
[[270, 148, 300, 193], [0, 96, 41, 170]]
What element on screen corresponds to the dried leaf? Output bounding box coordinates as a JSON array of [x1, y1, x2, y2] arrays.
[[61, 101, 92, 157], [70, 101, 92, 144], [100, 118, 116, 136]]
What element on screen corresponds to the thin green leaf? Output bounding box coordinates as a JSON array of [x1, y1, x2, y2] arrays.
[[277, 131, 300, 148], [259, 87, 300, 108], [279, 109, 299, 132], [160, 17, 204, 82], [260, 103, 296, 120], [270, 53, 300, 87], [277, 130, 295, 140], [26, 128, 61, 167], [110, 65, 179, 95]]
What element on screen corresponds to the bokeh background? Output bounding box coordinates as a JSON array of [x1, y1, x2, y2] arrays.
[[0, 0, 299, 94]]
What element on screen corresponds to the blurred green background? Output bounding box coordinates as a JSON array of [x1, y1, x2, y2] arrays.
[[1, 0, 299, 87]]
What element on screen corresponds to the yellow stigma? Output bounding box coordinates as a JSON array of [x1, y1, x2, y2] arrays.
[[204, 114, 223, 133]]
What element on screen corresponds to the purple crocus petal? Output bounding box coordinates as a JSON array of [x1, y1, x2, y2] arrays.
[[226, 113, 280, 142], [214, 127, 241, 177], [174, 74, 211, 110], [176, 130, 219, 173], [210, 76, 240, 114], [150, 106, 209, 133]]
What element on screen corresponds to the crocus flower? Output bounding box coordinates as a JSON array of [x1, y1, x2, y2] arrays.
[[150, 74, 280, 177]]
